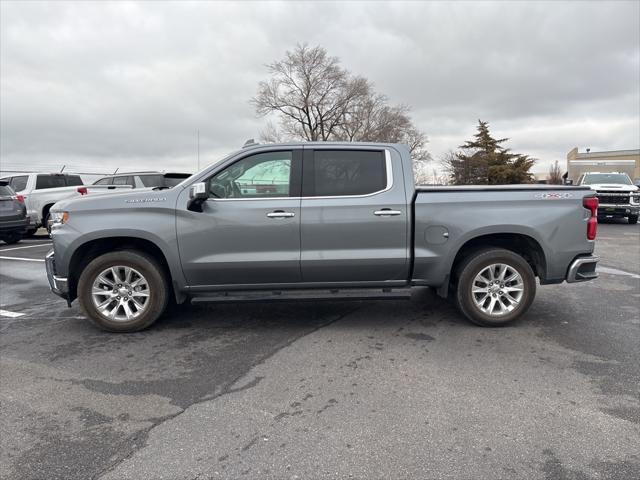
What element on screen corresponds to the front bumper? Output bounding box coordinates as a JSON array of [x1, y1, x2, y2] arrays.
[[598, 204, 639, 217], [45, 250, 69, 299], [566, 255, 599, 283]]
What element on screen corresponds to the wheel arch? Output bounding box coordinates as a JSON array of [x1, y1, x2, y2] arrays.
[[435, 231, 547, 298], [451, 232, 547, 283], [67, 236, 185, 304]]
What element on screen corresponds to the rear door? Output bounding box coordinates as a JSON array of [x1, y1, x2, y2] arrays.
[[300, 147, 409, 283]]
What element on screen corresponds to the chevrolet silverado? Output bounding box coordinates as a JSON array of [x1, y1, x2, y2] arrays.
[[46, 142, 599, 332]]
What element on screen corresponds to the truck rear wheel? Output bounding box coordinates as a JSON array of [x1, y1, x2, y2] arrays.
[[455, 248, 536, 327], [77, 250, 169, 332], [628, 215, 638, 225]]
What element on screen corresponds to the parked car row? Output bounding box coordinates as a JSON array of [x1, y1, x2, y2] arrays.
[[0, 171, 191, 243], [0, 180, 29, 244]]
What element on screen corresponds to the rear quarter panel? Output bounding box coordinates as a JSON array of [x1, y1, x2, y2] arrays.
[[412, 188, 595, 286]]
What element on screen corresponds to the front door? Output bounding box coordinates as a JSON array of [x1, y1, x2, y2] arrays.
[[177, 148, 302, 287]]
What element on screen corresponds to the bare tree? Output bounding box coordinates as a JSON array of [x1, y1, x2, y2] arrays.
[[252, 43, 431, 168], [252, 44, 370, 142], [547, 160, 563, 184]]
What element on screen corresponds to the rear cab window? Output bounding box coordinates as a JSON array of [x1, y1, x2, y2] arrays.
[[303, 149, 387, 197], [65, 175, 83, 186], [139, 175, 164, 188], [163, 174, 191, 188], [36, 175, 67, 189]]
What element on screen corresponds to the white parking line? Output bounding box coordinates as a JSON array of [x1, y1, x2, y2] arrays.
[[0, 256, 45, 262], [599, 266, 640, 279], [0, 243, 52, 252], [0, 309, 25, 318]]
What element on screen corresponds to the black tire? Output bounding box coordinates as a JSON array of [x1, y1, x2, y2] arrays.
[[628, 215, 638, 225], [455, 248, 536, 327], [23, 229, 37, 238], [77, 250, 169, 332], [1, 233, 22, 244], [44, 212, 52, 234]]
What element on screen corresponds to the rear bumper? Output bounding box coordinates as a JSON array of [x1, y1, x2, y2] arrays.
[[45, 250, 69, 299], [566, 255, 599, 283]]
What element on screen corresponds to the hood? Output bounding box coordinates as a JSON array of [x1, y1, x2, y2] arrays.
[[588, 184, 639, 192], [51, 187, 178, 212]]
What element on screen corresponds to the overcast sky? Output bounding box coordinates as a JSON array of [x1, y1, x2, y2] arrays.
[[1, 0, 639, 176]]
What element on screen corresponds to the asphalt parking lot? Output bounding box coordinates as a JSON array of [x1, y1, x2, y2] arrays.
[[1, 222, 639, 480]]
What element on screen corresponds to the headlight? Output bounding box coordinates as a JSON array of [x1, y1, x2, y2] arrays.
[[50, 211, 69, 226], [632, 195, 640, 204]]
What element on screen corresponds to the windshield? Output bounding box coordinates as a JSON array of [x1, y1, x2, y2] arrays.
[[581, 173, 632, 185], [172, 150, 241, 189]]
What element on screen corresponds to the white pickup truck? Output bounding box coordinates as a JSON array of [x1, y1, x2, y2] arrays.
[[576, 172, 640, 224], [0, 173, 131, 234]]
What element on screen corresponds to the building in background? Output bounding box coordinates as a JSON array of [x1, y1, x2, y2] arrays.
[[566, 148, 640, 183]]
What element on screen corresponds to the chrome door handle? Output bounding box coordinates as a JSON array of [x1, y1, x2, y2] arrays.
[[374, 209, 402, 216], [267, 211, 295, 218]]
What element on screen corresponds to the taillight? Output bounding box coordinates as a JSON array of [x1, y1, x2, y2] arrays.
[[77, 187, 88, 195], [583, 196, 598, 240], [14, 195, 25, 203]]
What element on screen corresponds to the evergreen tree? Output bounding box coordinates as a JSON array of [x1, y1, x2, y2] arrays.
[[446, 120, 534, 185]]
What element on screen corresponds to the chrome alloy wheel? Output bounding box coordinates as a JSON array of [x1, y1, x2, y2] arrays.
[[471, 263, 524, 317], [91, 266, 150, 321]]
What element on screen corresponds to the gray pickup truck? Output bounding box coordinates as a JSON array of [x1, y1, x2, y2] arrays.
[[47, 142, 599, 332]]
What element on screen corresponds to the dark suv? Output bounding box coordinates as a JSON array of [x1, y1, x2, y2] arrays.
[[93, 172, 191, 189], [0, 181, 29, 244]]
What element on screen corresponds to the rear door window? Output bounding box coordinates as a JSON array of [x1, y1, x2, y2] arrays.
[[113, 176, 135, 187], [9, 176, 28, 192], [36, 175, 66, 189], [93, 177, 113, 185], [303, 150, 387, 197]]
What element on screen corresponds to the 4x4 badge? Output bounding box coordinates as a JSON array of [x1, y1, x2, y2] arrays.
[[535, 193, 573, 199]]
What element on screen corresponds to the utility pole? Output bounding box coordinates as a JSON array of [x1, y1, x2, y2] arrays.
[[197, 130, 200, 171]]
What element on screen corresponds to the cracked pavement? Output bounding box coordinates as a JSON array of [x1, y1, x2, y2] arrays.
[[1, 220, 639, 479]]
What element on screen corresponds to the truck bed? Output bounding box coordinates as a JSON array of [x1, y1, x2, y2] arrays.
[[411, 184, 596, 288]]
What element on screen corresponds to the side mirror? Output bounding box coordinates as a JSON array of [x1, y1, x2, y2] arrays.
[[187, 182, 208, 212]]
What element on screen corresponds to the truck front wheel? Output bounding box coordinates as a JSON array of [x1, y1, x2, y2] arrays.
[[77, 250, 169, 332], [455, 248, 536, 327], [628, 215, 638, 225]]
